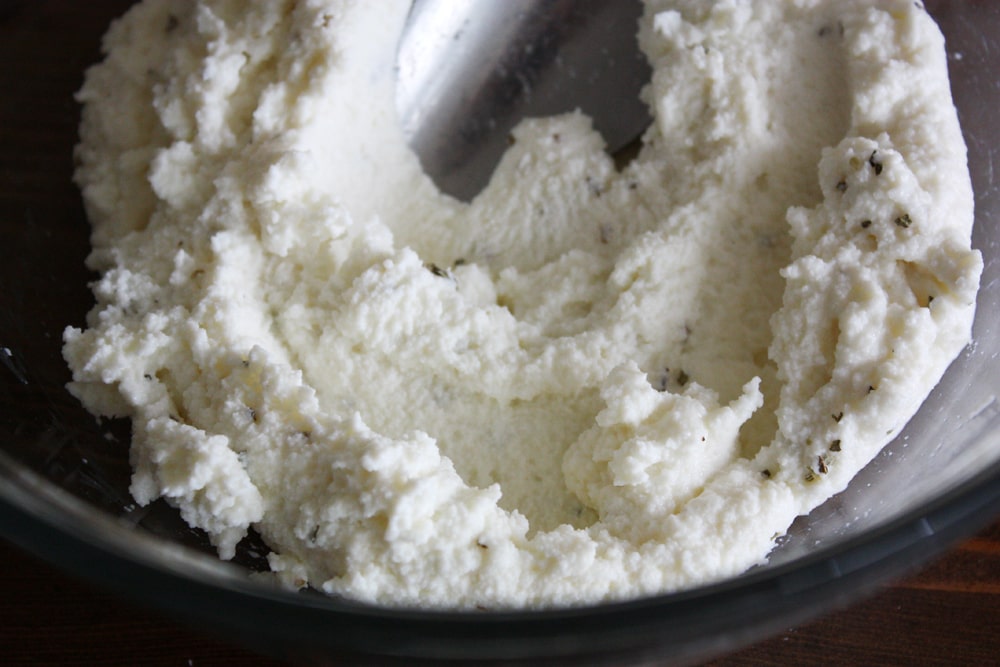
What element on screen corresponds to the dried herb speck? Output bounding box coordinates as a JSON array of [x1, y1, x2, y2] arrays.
[[599, 223, 613, 244], [869, 150, 883, 175], [425, 262, 448, 278], [830, 439, 842, 452], [832, 412, 843, 422], [585, 174, 603, 198], [894, 213, 912, 228]]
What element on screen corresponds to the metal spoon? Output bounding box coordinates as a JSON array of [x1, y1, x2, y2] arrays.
[[396, 0, 651, 201]]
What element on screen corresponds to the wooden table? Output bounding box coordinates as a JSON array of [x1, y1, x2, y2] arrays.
[[1, 2, 997, 664], [1, 520, 997, 666]]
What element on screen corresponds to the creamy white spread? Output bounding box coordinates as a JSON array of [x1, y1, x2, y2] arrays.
[[65, 0, 982, 608]]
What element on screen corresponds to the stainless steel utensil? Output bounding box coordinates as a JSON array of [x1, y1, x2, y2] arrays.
[[396, 0, 651, 200]]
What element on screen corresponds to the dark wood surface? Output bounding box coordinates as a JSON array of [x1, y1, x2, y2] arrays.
[[1, 2, 998, 665], [0, 520, 997, 666]]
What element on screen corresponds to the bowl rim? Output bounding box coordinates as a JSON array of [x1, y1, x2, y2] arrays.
[[2, 447, 998, 663]]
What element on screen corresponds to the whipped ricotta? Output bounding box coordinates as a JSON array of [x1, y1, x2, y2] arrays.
[[65, 0, 982, 607]]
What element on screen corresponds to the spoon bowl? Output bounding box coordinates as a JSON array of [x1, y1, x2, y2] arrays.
[[395, 0, 651, 201]]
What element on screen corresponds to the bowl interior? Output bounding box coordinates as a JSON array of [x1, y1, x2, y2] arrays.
[[0, 0, 998, 663]]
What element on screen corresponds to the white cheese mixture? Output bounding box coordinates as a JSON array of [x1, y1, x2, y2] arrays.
[[65, 0, 982, 607]]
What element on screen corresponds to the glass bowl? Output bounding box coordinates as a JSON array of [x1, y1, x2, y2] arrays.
[[1, 1, 997, 664]]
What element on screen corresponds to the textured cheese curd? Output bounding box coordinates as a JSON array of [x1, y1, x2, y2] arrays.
[[64, 0, 982, 608]]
